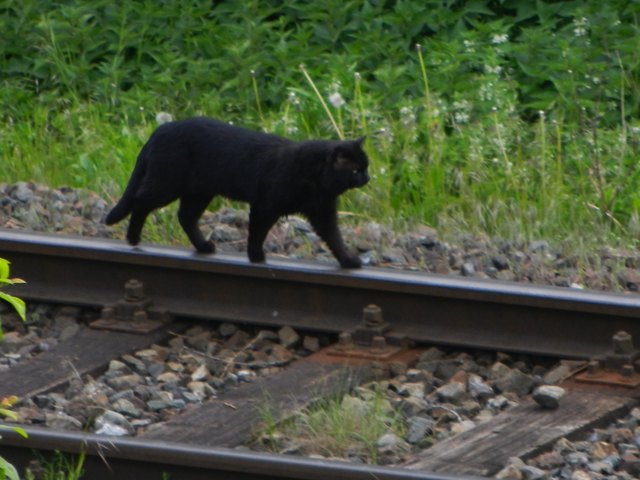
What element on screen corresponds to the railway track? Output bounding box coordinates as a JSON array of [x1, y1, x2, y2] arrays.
[[1, 229, 640, 479]]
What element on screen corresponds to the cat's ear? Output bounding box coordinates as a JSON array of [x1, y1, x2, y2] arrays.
[[355, 136, 366, 147], [331, 146, 350, 169]]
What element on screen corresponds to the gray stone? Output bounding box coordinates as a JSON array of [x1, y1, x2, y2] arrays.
[[461, 262, 476, 276], [489, 361, 512, 379], [533, 385, 566, 409], [212, 224, 242, 242], [468, 373, 494, 400], [190, 364, 209, 382], [224, 330, 251, 349], [268, 344, 294, 364], [59, 323, 80, 342], [218, 322, 238, 338], [106, 373, 143, 390], [566, 451, 589, 465], [487, 395, 512, 411], [278, 326, 300, 348], [435, 381, 468, 404], [376, 433, 410, 454], [520, 465, 546, 480], [95, 410, 134, 436], [237, 369, 256, 382], [398, 396, 428, 417], [398, 382, 425, 399], [45, 411, 82, 430], [107, 359, 128, 373], [121, 354, 147, 374], [157, 372, 181, 384], [112, 398, 142, 418], [186, 331, 211, 352], [12, 182, 34, 203], [302, 336, 320, 352], [494, 370, 535, 396], [147, 399, 172, 411], [543, 364, 572, 385], [450, 419, 476, 435], [405, 416, 434, 444], [0, 332, 28, 353]]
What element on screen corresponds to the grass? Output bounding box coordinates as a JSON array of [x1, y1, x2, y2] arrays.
[[255, 387, 405, 463], [24, 451, 85, 480], [1, 1, 640, 256]]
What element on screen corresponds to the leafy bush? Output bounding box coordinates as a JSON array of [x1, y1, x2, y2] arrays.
[[0, 258, 27, 480], [1, 1, 639, 249]]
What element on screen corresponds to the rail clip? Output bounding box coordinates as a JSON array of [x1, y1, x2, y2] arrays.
[[90, 279, 172, 334], [326, 304, 410, 360], [575, 330, 640, 387]]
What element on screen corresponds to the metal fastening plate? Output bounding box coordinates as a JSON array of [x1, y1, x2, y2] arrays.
[[326, 304, 409, 360], [90, 279, 172, 334], [574, 369, 640, 388], [574, 330, 640, 387], [325, 343, 405, 360]]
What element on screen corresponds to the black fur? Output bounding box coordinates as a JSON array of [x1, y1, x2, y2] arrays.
[[105, 117, 369, 268]]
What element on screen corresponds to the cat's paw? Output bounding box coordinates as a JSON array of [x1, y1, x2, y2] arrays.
[[126, 233, 141, 246], [195, 240, 216, 254], [339, 255, 362, 269], [248, 249, 266, 263]]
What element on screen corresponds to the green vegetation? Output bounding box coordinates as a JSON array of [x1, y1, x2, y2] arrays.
[[0, 258, 26, 480], [24, 451, 85, 480], [256, 389, 404, 462], [1, 1, 640, 251]]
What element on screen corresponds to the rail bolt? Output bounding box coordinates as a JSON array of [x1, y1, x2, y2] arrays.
[[587, 359, 601, 375], [125, 279, 145, 302], [100, 307, 116, 324], [621, 364, 635, 377], [612, 331, 634, 354], [338, 331, 354, 347], [132, 310, 149, 328], [362, 304, 384, 328]]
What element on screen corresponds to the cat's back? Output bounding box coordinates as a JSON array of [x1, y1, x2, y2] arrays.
[[153, 117, 289, 152]]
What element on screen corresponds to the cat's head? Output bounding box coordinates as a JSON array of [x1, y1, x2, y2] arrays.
[[326, 136, 369, 193]]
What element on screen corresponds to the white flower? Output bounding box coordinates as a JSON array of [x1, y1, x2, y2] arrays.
[[573, 16, 588, 37], [454, 111, 470, 124], [288, 91, 300, 107], [399, 106, 416, 126], [155, 112, 173, 125], [491, 33, 509, 45], [463, 40, 475, 52], [328, 92, 346, 109], [485, 65, 502, 75]]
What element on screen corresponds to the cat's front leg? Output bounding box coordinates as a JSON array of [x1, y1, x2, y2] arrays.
[[307, 209, 361, 269], [247, 208, 278, 263]]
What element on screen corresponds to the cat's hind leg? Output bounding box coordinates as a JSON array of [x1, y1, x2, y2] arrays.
[[178, 195, 215, 253], [126, 193, 176, 246]]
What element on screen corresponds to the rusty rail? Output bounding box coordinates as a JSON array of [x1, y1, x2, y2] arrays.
[[1, 229, 640, 357]]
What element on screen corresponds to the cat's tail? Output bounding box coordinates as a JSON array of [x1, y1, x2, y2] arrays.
[[105, 147, 148, 225]]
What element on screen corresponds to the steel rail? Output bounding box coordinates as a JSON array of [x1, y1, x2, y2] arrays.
[[1, 229, 640, 357], [0, 426, 481, 480]]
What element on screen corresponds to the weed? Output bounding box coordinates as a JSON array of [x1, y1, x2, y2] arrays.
[[1, 1, 639, 254]]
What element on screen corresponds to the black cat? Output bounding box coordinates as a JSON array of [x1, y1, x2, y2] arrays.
[[105, 117, 369, 268]]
